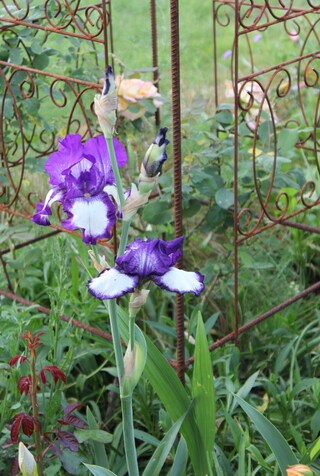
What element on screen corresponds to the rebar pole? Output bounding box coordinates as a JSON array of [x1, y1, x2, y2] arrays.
[[212, 0, 219, 108], [170, 0, 185, 384], [101, 0, 109, 67], [150, 0, 160, 126], [233, 0, 239, 346]]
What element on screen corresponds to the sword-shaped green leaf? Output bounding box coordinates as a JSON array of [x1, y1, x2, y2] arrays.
[[234, 395, 298, 475]]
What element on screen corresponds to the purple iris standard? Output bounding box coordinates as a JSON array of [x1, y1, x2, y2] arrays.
[[31, 134, 127, 244], [88, 236, 205, 299]]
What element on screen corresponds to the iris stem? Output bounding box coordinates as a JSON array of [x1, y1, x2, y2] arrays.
[[118, 219, 131, 256], [104, 131, 139, 475], [107, 299, 124, 380], [107, 299, 139, 476], [105, 136, 126, 210], [122, 395, 139, 476]]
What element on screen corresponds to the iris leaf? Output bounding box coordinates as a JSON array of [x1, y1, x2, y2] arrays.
[[234, 394, 298, 475]]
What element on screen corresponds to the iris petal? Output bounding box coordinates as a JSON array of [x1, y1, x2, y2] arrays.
[[45, 134, 84, 186], [151, 267, 205, 295], [83, 136, 127, 185], [31, 188, 64, 226], [88, 268, 139, 299], [62, 193, 116, 244], [116, 239, 168, 277], [116, 237, 183, 278]]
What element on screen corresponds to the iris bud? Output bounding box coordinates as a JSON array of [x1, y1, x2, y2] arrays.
[[129, 289, 150, 317], [141, 127, 169, 178], [18, 442, 38, 476], [94, 66, 117, 138], [286, 465, 314, 476]]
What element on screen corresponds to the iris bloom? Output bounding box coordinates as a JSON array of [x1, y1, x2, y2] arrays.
[[31, 134, 127, 244], [88, 236, 205, 299]]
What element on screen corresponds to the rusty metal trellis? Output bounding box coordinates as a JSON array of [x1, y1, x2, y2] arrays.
[[213, 0, 320, 350], [1, 1, 320, 382]]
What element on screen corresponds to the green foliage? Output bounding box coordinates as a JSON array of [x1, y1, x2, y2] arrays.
[[1, 1, 320, 474], [234, 395, 298, 475]]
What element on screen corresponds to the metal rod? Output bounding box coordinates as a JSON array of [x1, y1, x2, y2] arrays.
[[150, 0, 160, 126], [184, 280, 320, 367], [170, 0, 185, 384], [0, 288, 119, 344], [233, 0, 240, 346], [0, 230, 61, 256], [212, 0, 219, 108]]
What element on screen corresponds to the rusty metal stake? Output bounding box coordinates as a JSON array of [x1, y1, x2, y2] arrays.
[[170, 0, 185, 384], [150, 0, 160, 126]]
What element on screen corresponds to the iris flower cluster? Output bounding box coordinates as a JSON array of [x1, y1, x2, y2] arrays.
[[32, 68, 204, 300]]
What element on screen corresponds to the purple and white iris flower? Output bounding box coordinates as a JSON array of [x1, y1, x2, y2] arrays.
[[31, 133, 128, 244], [88, 236, 205, 299]]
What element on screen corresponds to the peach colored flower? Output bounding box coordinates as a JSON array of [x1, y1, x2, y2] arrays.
[[115, 75, 163, 121], [286, 464, 314, 476]]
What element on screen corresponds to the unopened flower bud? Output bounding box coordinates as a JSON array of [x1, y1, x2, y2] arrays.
[[18, 442, 38, 476], [129, 289, 150, 316], [139, 128, 169, 194], [142, 127, 169, 178], [286, 464, 314, 476], [122, 337, 147, 397], [94, 65, 117, 138]]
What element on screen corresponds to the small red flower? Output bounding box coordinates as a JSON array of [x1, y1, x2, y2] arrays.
[[17, 376, 33, 396], [11, 412, 35, 442], [39, 366, 66, 385], [8, 355, 29, 367]]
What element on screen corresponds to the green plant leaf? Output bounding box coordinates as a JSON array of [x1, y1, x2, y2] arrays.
[[86, 407, 109, 468], [142, 201, 172, 225], [83, 464, 116, 476], [32, 52, 50, 70], [230, 370, 259, 414], [301, 436, 320, 464], [117, 306, 210, 476], [215, 188, 234, 210], [74, 429, 112, 444], [142, 411, 187, 476], [234, 395, 298, 475], [192, 312, 215, 463], [169, 436, 188, 476]]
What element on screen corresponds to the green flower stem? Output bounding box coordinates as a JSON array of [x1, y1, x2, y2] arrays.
[[105, 136, 126, 210], [107, 299, 124, 380], [105, 135, 131, 255], [104, 130, 139, 475], [122, 395, 139, 476], [118, 219, 131, 256], [107, 299, 139, 476]]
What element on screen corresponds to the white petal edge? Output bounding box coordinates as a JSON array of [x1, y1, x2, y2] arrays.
[[152, 267, 204, 296], [44, 187, 64, 208], [88, 268, 138, 299]]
